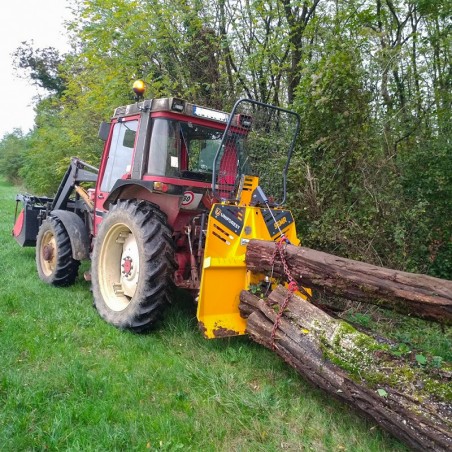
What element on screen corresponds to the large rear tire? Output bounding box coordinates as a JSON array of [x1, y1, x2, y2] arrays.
[[91, 199, 176, 333], [36, 216, 80, 286]]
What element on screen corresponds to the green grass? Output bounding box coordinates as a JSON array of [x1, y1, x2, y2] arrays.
[[343, 306, 452, 362], [0, 178, 412, 451]]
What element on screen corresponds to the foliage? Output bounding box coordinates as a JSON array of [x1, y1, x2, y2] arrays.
[[0, 130, 30, 184], [399, 133, 452, 277], [289, 37, 388, 263], [12, 41, 66, 95], [0, 0, 450, 276], [344, 304, 452, 362]]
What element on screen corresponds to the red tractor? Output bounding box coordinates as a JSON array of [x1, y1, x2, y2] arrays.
[[13, 83, 301, 338]]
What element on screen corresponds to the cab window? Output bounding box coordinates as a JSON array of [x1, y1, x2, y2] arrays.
[[101, 120, 138, 192], [146, 118, 224, 179]]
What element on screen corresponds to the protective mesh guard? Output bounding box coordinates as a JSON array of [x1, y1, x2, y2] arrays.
[[212, 99, 300, 205]]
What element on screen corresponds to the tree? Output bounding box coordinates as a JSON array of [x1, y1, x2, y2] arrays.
[[4, 0, 451, 277], [13, 41, 66, 96], [0, 130, 30, 184]]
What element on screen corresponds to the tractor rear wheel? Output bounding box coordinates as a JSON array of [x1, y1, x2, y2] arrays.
[[36, 216, 80, 286], [91, 199, 176, 333]]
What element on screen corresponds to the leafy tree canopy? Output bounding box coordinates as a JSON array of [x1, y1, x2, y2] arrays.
[[1, 0, 450, 277]]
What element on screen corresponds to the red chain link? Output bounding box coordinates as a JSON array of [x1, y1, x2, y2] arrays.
[[269, 235, 309, 350]]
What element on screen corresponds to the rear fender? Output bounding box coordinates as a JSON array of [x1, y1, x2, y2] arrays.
[[104, 181, 183, 227], [51, 210, 90, 260]]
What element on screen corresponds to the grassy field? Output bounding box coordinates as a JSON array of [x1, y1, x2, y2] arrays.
[[2, 177, 447, 451]]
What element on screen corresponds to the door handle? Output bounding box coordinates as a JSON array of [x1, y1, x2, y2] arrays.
[[98, 194, 104, 199]]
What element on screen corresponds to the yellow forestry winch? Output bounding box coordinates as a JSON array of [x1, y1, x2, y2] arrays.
[[197, 175, 300, 338]]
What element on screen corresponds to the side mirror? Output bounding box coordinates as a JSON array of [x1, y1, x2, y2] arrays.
[[98, 122, 111, 141]]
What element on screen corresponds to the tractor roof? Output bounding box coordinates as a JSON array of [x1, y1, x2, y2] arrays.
[[113, 97, 230, 125]]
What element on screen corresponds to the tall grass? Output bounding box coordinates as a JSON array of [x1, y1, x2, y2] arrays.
[[0, 178, 410, 451]]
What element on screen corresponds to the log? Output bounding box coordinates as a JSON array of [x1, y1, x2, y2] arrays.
[[239, 286, 452, 452], [245, 240, 452, 324]]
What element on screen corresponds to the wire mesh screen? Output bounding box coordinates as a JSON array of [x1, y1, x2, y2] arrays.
[[212, 99, 300, 205]]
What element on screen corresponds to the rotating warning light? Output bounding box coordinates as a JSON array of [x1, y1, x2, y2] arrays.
[[133, 80, 146, 98]]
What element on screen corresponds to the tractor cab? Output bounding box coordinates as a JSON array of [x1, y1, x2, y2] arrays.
[[95, 97, 251, 234]]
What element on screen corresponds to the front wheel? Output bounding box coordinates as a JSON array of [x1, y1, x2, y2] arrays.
[[91, 199, 176, 333], [36, 216, 80, 286]]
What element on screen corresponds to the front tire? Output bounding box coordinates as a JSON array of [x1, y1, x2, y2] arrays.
[[92, 199, 176, 333], [36, 216, 80, 286]]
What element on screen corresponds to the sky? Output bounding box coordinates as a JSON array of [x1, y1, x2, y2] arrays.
[[0, 0, 72, 139]]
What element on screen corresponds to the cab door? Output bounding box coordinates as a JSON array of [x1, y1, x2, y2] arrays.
[[94, 117, 139, 233]]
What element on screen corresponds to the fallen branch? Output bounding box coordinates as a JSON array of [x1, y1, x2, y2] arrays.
[[245, 240, 452, 324], [239, 286, 452, 451]]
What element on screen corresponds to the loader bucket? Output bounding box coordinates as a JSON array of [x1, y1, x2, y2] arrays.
[[197, 203, 300, 338], [12, 200, 42, 247]]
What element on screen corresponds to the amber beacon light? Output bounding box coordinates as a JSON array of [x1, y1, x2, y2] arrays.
[[132, 80, 146, 99]]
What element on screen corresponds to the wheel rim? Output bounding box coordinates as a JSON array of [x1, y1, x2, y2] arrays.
[[98, 223, 140, 311], [40, 230, 57, 277]]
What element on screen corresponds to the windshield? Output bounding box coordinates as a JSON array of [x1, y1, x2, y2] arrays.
[[147, 118, 244, 183], [180, 122, 223, 173]]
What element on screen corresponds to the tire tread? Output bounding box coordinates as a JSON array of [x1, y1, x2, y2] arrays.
[[92, 199, 177, 333]]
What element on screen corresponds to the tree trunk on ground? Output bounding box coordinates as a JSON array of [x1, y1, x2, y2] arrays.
[[239, 286, 452, 452], [245, 240, 452, 325]]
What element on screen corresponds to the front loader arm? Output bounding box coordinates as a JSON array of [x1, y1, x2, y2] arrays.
[[52, 158, 98, 210]]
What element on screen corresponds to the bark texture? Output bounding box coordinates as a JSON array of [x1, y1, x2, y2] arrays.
[[239, 286, 452, 452], [245, 240, 452, 324]]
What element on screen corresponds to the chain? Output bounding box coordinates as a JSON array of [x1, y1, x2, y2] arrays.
[[269, 235, 310, 350]]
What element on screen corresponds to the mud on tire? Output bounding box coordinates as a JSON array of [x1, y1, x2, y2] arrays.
[[91, 199, 177, 333], [36, 216, 80, 286]]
